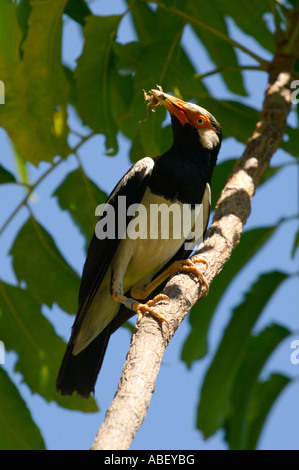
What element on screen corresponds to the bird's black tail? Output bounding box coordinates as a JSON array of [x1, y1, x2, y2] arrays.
[[56, 324, 111, 399]]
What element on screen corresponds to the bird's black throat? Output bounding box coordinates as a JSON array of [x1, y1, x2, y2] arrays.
[[148, 115, 222, 206]]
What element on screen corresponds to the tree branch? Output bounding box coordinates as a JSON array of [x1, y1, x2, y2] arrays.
[[91, 49, 298, 450]]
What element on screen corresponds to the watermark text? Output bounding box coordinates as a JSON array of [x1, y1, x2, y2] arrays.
[[290, 339, 299, 365], [291, 80, 299, 104], [95, 197, 205, 250]]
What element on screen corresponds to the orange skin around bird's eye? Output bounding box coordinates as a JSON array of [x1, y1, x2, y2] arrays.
[[190, 113, 214, 131]]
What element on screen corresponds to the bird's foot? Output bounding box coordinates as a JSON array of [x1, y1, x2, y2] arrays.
[[178, 257, 209, 293], [132, 294, 170, 326]]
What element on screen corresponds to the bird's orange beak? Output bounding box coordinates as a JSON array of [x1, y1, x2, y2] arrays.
[[150, 89, 190, 126]]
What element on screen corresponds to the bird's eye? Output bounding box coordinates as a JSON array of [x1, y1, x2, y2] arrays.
[[197, 117, 205, 125]]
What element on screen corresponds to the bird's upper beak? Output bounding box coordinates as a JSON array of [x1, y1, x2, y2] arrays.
[[150, 89, 190, 126]]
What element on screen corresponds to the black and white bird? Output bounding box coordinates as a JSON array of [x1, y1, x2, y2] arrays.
[[56, 88, 222, 398]]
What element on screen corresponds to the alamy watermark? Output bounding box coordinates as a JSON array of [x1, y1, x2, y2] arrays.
[[0, 81, 4, 104], [94, 196, 205, 250], [0, 340, 5, 365], [290, 340, 299, 365], [291, 80, 299, 104]]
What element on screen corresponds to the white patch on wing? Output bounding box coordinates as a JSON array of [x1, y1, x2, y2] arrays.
[[108, 157, 154, 203]]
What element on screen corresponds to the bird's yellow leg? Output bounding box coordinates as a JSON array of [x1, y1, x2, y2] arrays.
[[111, 292, 170, 326], [131, 257, 209, 300], [112, 257, 208, 327], [133, 294, 170, 325]]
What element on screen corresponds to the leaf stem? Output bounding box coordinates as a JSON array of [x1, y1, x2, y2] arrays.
[[146, 0, 270, 66], [159, 25, 184, 84], [73, 151, 98, 209], [0, 158, 63, 237], [0, 132, 94, 237], [195, 65, 264, 80], [287, 20, 299, 54], [269, 0, 284, 36]]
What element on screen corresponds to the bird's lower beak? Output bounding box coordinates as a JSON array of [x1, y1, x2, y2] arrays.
[[150, 89, 189, 126]]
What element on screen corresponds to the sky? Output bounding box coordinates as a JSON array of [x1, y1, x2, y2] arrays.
[[0, 0, 298, 450]]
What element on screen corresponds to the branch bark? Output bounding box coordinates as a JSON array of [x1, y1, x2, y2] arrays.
[[91, 48, 298, 450]]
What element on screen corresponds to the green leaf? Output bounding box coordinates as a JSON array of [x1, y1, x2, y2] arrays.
[[245, 373, 290, 450], [204, 98, 259, 143], [110, 68, 135, 141], [0, 165, 16, 184], [288, 0, 299, 7], [54, 168, 107, 247], [215, 0, 274, 54], [282, 126, 299, 158], [0, 282, 97, 412], [16, 0, 31, 54], [291, 229, 299, 258], [293, 57, 299, 73], [186, 3, 247, 96], [224, 323, 290, 449], [0, 1, 70, 165], [74, 15, 122, 154], [129, 0, 184, 44], [22, 0, 70, 156], [113, 41, 142, 74], [13, 145, 28, 185], [0, 3, 41, 164], [137, 104, 169, 158], [10, 217, 80, 314], [0, 367, 45, 450], [182, 225, 278, 366], [196, 271, 288, 438], [129, 1, 158, 45], [64, 0, 92, 26]]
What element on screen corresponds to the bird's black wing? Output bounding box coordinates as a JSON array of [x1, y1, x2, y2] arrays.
[[56, 157, 154, 397], [78, 157, 155, 319]]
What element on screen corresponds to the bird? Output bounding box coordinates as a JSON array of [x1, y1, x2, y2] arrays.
[[56, 88, 222, 399]]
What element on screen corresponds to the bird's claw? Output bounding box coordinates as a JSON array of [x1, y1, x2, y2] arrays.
[[179, 258, 209, 294], [135, 294, 170, 326]]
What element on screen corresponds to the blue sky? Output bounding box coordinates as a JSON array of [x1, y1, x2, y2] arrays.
[[0, 0, 298, 450]]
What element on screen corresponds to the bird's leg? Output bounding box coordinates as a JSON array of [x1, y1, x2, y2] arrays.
[[111, 257, 208, 327], [176, 257, 209, 293], [131, 257, 209, 300], [111, 266, 169, 326], [128, 257, 208, 326], [111, 292, 170, 326], [134, 294, 170, 325]]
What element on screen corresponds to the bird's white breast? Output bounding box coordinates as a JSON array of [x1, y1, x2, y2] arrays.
[[114, 188, 195, 292]]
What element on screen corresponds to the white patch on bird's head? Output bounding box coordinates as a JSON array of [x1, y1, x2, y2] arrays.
[[175, 101, 221, 149], [197, 127, 220, 149]]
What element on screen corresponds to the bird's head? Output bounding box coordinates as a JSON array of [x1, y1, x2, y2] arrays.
[[150, 89, 222, 153]]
